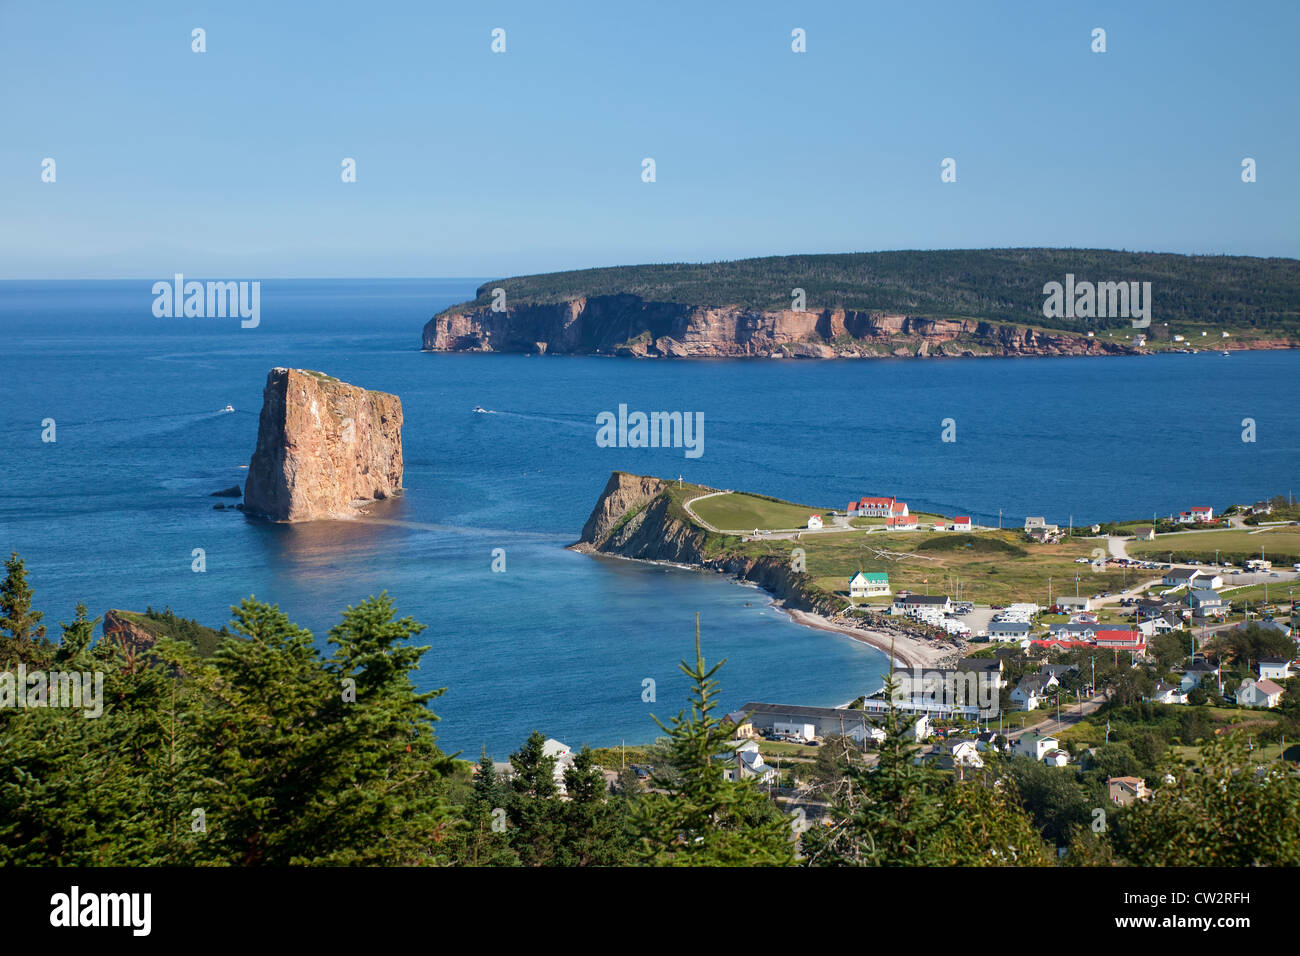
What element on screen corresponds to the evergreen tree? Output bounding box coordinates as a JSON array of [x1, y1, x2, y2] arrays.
[[506, 730, 565, 865], [562, 746, 631, 865], [181, 595, 454, 865], [55, 602, 99, 663], [1113, 732, 1300, 865], [451, 749, 518, 866], [0, 551, 47, 658], [633, 616, 795, 866]]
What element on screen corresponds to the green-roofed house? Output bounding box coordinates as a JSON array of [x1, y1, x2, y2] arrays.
[[849, 571, 890, 598]]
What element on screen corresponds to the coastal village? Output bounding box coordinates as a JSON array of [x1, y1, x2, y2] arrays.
[[565, 474, 1300, 843]]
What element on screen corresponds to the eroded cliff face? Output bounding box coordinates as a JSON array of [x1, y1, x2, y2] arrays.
[[571, 472, 842, 615], [243, 368, 403, 522], [102, 610, 157, 655], [423, 295, 1135, 359]]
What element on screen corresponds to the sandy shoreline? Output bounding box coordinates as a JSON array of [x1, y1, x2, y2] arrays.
[[785, 608, 955, 671]]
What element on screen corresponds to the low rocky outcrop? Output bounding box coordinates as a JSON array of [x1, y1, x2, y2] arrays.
[[243, 368, 403, 522]]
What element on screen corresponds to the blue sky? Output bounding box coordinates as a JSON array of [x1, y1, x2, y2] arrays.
[[2, 0, 1296, 278]]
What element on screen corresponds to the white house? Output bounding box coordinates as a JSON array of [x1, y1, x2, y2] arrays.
[[543, 738, 576, 790], [1187, 589, 1224, 614], [1133, 527, 1156, 541], [721, 739, 778, 783], [1057, 595, 1092, 613], [1147, 682, 1188, 705], [1010, 673, 1057, 711], [851, 725, 887, 746], [849, 571, 890, 598], [1051, 621, 1098, 641], [910, 714, 931, 742], [989, 621, 1032, 642], [953, 516, 972, 532], [1236, 678, 1284, 709], [806, 514, 823, 530], [921, 738, 984, 770], [1180, 660, 1221, 693], [1258, 657, 1295, 682], [1012, 732, 1059, 761], [852, 496, 907, 517], [893, 594, 952, 615], [1163, 567, 1201, 588], [1043, 748, 1071, 767], [885, 514, 918, 530], [948, 739, 984, 768]]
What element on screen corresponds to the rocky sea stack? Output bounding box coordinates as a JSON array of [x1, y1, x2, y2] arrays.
[[243, 368, 404, 522]]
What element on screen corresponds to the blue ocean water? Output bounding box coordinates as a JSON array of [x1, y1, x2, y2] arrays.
[[2, 279, 1298, 756]]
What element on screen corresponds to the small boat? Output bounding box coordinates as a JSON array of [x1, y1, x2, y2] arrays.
[[222, 404, 234, 412], [1222, 350, 1230, 357], [473, 405, 489, 414]]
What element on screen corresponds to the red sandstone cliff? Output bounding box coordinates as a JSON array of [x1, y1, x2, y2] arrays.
[[422, 296, 1139, 359], [243, 368, 403, 522]]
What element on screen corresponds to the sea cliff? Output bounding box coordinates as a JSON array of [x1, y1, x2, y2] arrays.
[[243, 368, 404, 522], [570, 472, 843, 616], [424, 297, 1130, 359]]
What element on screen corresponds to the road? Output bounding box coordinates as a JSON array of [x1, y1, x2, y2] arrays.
[[1002, 693, 1108, 740]]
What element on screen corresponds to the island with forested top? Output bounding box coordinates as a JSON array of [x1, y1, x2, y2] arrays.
[[424, 248, 1300, 359]]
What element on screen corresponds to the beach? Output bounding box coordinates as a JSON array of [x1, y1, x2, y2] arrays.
[[785, 608, 956, 671]]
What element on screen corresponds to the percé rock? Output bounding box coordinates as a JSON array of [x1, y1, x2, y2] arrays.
[[243, 368, 403, 522], [423, 295, 1135, 359]]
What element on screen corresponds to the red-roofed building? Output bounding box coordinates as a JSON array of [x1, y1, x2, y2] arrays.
[[886, 514, 918, 530], [1177, 506, 1215, 525], [1096, 629, 1145, 652], [953, 516, 972, 531], [850, 496, 908, 518], [1031, 638, 1092, 652]]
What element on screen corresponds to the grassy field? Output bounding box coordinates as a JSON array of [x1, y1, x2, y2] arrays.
[[739, 527, 1136, 606], [689, 491, 831, 531], [1129, 527, 1300, 563], [645, 479, 1197, 607]]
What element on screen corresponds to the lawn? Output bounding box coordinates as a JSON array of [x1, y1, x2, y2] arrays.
[[732, 526, 1137, 606], [655, 480, 1218, 608], [688, 491, 830, 531], [1129, 527, 1300, 563]]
